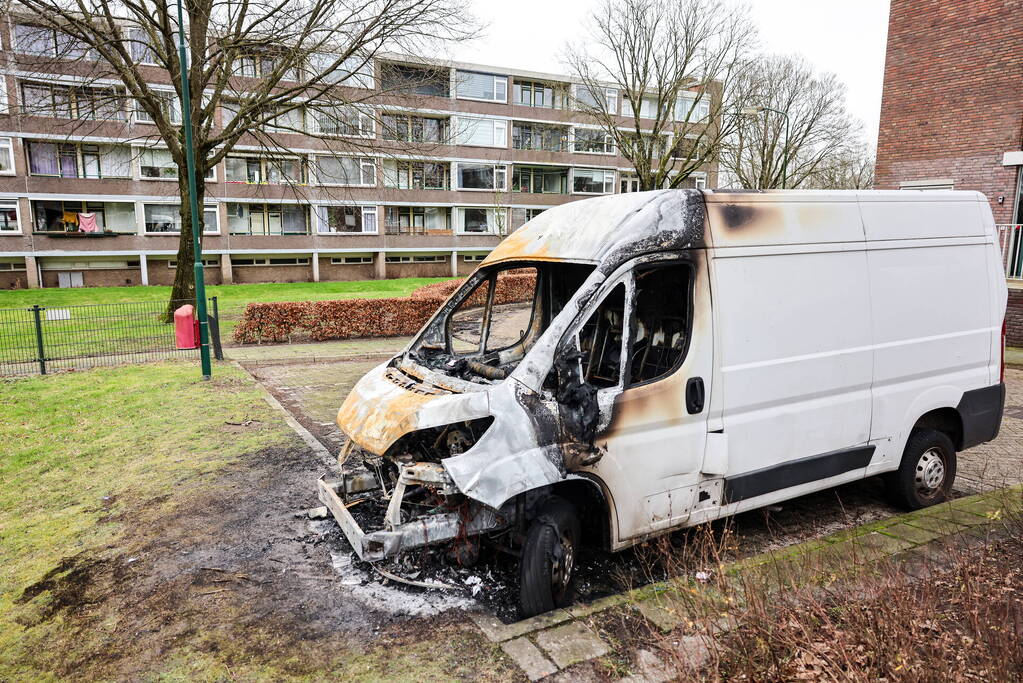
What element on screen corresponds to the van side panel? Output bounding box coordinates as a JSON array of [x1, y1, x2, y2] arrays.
[[711, 246, 874, 490], [865, 233, 996, 467]]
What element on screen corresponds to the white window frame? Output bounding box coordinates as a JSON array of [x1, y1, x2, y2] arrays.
[[453, 116, 508, 148], [455, 70, 509, 103], [0, 137, 15, 176], [0, 76, 8, 115], [330, 256, 374, 265], [453, 162, 507, 192], [572, 168, 616, 195], [168, 258, 219, 268], [676, 93, 710, 122], [138, 146, 215, 181], [317, 205, 378, 235], [573, 84, 618, 114], [134, 92, 181, 125], [0, 200, 22, 233], [456, 207, 508, 235], [312, 104, 375, 138], [462, 254, 487, 263], [143, 202, 220, 234], [314, 156, 376, 187], [572, 127, 616, 155]]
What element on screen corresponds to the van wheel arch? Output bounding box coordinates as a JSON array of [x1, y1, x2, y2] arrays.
[[544, 476, 612, 551], [912, 407, 963, 450]]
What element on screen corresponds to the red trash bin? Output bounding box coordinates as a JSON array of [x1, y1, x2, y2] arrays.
[[174, 304, 199, 349]]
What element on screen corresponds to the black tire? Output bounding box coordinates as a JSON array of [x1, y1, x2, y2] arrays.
[[885, 428, 957, 510], [519, 496, 580, 618]]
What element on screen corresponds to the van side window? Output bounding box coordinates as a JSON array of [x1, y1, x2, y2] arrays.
[[449, 278, 491, 354], [628, 264, 691, 385], [579, 283, 626, 388]]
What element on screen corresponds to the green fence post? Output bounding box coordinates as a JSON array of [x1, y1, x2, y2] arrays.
[[30, 305, 46, 375]]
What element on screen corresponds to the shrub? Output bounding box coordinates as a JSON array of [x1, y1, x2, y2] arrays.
[[233, 272, 538, 344]]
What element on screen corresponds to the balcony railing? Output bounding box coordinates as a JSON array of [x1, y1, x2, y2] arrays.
[[997, 225, 1023, 279]]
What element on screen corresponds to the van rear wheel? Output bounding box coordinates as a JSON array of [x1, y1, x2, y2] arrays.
[[519, 497, 580, 618], [885, 428, 957, 510]]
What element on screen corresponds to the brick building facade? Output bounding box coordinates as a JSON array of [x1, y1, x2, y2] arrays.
[[0, 14, 718, 289], [875, 0, 1023, 225]]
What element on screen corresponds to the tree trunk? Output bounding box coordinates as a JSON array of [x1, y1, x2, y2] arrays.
[[166, 168, 206, 320]]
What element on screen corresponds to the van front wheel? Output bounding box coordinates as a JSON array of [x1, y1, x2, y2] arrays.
[[519, 497, 580, 618], [885, 429, 957, 510]]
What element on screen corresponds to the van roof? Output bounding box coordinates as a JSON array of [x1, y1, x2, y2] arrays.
[[482, 189, 990, 267]]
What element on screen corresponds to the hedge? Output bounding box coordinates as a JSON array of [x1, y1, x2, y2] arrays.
[[233, 272, 538, 344]]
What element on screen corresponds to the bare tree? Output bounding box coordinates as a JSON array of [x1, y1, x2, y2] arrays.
[[802, 144, 875, 189], [564, 0, 757, 192], [720, 54, 862, 189], [9, 0, 472, 313]]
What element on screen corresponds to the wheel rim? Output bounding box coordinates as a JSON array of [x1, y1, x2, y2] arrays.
[[915, 447, 946, 497], [550, 530, 575, 599]]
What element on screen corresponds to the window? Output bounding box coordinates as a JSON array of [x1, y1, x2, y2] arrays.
[[143, 204, 218, 233], [127, 29, 157, 65], [385, 206, 450, 234], [628, 95, 663, 119], [463, 254, 487, 263], [574, 128, 615, 154], [0, 261, 26, 270], [226, 203, 308, 235], [28, 142, 130, 178], [319, 206, 378, 234], [620, 175, 640, 193], [308, 53, 373, 88], [574, 85, 618, 113], [456, 163, 507, 191], [573, 168, 615, 194], [169, 258, 219, 267], [512, 166, 567, 194], [331, 256, 374, 265], [513, 80, 567, 109], [0, 201, 19, 232], [382, 114, 448, 143], [233, 52, 298, 80], [14, 24, 88, 59], [0, 138, 14, 175], [310, 104, 374, 137], [413, 255, 447, 263], [456, 70, 508, 102], [32, 200, 137, 233], [512, 122, 569, 152], [380, 63, 449, 97], [226, 156, 305, 184], [21, 82, 125, 120], [578, 284, 627, 388], [385, 255, 414, 264], [141, 148, 216, 180], [511, 207, 547, 227], [315, 156, 375, 186], [134, 92, 181, 124], [458, 207, 506, 234], [222, 102, 303, 133], [628, 264, 692, 385], [676, 93, 710, 122], [675, 173, 707, 190], [232, 257, 309, 267], [455, 117, 507, 147], [383, 160, 449, 190]]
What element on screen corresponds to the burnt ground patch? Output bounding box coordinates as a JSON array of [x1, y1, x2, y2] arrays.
[[10, 442, 502, 681]]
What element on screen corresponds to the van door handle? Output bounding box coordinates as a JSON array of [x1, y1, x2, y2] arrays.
[[686, 377, 705, 414]]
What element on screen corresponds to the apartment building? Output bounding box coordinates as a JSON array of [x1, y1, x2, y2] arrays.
[[0, 18, 718, 289], [875, 0, 1022, 225]]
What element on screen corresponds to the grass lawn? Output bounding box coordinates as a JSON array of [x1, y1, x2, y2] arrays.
[[0, 278, 453, 371], [0, 362, 292, 679], [0, 361, 512, 681]]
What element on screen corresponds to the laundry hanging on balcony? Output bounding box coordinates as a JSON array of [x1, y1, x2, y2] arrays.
[[78, 213, 98, 233]]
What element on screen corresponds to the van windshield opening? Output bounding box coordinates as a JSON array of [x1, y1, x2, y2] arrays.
[[409, 262, 595, 382]]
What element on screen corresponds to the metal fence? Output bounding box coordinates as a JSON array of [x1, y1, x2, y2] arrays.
[[998, 224, 1023, 280], [0, 297, 223, 377]]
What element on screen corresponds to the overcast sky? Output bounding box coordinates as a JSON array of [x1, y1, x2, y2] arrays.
[[450, 0, 891, 146]]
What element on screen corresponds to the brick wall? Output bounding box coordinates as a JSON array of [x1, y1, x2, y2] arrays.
[[41, 268, 141, 288], [230, 264, 313, 284], [0, 271, 28, 289], [1008, 288, 1023, 347], [875, 0, 1023, 223], [316, 258, 377, 282]]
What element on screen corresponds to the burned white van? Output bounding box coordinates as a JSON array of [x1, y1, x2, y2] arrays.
[[318, 189, 1007, 616]]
